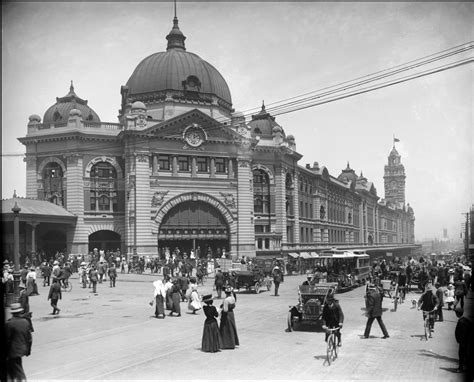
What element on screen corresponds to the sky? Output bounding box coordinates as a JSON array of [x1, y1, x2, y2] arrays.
[[2, 1, 473, 242]]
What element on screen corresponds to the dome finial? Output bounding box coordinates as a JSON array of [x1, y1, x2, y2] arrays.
[[70, 80, 74, 92], [166, 0, 186, 51], [346, 161, 350, 170], [261, 100, 265, 111]]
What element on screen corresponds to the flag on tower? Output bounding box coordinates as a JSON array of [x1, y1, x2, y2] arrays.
[[393, 137, 400, 143]]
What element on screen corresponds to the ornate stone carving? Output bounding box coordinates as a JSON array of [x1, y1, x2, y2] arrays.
[[151, 191, 169, 207], [137, 154, 149, 163], [183, 143, 205, 151], [220, 192, 235, 208], [238, 159, 251, 168]]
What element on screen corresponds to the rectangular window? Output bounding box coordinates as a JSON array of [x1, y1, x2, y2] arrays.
[[215, 158, 226, 173], [197, 157, 208, 172], [158, 155, 170, 171], [178, 156, 189, 172], [98, 195, 110, 211]]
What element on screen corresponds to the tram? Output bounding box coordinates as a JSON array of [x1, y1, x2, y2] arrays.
[[315, 249, 371, 288]]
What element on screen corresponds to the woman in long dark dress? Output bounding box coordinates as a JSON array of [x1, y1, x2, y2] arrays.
[[152, 279, 166, 318], [169, 279, 181, 317], [201, 294, 221, 352], [220, 287, 239, 349]]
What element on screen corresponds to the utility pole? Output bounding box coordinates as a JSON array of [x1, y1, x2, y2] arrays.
[[461, 211, 470, 258]]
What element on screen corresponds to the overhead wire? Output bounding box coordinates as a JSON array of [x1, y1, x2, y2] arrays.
[[3, 41, 473, 157]]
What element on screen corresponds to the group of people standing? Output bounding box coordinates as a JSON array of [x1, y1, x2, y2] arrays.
[[151, 274, 240, 353]]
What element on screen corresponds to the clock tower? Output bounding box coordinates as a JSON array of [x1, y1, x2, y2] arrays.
[[383, 144, 406, 206]]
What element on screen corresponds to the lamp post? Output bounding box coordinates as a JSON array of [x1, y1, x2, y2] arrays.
[[12, 201, 21, 300]]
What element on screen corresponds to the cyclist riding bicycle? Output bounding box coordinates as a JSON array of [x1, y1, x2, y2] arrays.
[[417, 281, 439, 334], [321, 292, 344, 347]]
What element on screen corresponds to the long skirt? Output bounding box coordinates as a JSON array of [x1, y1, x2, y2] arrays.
[[220, 311, 239, 349], [166, 291, 173, 310], [171, 292, 181, 314], [202, 319, 221, 352], [155, 295, 165, 317]]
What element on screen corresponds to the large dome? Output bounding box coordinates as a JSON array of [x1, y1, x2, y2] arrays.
[[124, 17, 232, 109], [43, 82, 100, 125]]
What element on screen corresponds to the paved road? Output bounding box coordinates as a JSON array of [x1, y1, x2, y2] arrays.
[[10, 272, 469, 381]]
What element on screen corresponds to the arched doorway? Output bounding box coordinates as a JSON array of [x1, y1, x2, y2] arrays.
[[89, 230, 121, 253], [158, 200, 229, 258]]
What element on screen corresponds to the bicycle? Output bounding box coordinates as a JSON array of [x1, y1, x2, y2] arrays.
[[325, 326, 341, 365], [420, 308, 436, 340]]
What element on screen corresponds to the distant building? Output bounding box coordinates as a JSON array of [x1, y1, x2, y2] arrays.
[[4, 14, 416, 261]]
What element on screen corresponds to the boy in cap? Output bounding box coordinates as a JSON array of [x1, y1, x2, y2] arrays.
[[454, 306, 473, 374]]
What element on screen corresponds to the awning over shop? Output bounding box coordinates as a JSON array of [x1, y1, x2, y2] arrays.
[[299, 252, 313, 259], [288, 253, 299, 258]]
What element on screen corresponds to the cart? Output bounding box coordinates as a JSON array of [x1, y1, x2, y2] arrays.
[[287, 282, 338, 331], [232, 270, 267, 293], [380, 273, 401, 311]]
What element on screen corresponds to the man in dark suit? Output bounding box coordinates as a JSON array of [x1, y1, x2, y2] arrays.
[[5, 303, 33, 381], [364, 284, 389, 339], [108, 262, 117, 287], [214, 268, 225, 299], [48, 279, 62, 315]]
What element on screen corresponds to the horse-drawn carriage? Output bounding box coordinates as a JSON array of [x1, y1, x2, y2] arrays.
[[287, 282, 338, 331], [231, 269, 272, 293]]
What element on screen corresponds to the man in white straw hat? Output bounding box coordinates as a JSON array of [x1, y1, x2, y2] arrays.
[[5, 303, 33, 381]]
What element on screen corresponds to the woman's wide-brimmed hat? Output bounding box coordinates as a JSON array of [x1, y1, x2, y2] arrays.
[[225, 286, 233, 294], [202, 294, 213, 303]]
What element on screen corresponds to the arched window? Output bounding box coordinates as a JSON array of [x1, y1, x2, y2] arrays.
[[320, 205, 326, 219], [253, 169, 270, 214], [42, 162, 64, 206], [89, 161, 118, 212]]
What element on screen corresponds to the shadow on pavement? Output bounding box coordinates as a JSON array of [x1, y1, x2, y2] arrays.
[[439, 367, 462, 374], [418, 349, 458, 363]]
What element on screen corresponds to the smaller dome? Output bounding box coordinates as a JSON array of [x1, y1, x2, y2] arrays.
[[287, 135, 295, 142], [28, 114, 41, 123], [131, 101, 146, 111], [337, 162, 357, 183], [69, 108, 82, 117]]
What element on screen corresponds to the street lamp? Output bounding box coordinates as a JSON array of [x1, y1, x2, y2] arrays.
[[11, 201, 21, 300]]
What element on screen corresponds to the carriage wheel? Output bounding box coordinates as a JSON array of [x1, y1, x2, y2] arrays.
[[287, 312, 293, 332], [255, 282, 260, 294]]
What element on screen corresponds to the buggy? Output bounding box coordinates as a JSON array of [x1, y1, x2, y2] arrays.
[[287, 282, 338, 331]]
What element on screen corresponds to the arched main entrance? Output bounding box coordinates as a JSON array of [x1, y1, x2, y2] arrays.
[[158, 200, 229, 258], [89, 230, 121, 253]]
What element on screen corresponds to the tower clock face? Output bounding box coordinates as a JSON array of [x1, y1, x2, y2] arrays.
[[390, 180, 397, 188]]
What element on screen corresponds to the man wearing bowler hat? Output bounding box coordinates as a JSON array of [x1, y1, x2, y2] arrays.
[[5, 303, 33, 381]]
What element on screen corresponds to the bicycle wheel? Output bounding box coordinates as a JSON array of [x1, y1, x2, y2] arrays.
[[326, 336, 336, 365], [424, 319, 429, 340]]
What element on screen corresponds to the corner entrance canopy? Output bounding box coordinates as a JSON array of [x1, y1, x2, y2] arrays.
[[2, 198, 77, 224]]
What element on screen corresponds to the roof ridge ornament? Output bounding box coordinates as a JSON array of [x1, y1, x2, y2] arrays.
[[166, 0, 186, 51]]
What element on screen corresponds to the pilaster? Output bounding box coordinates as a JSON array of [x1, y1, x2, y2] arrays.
[[275, 166, 287, 243], [236, 158, 255, 258], [24, 156, 37, 199]]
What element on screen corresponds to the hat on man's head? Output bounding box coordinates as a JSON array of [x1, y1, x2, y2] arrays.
[[225, 286, 233, 294], [3, 259, 9, 264], [10, 303, 24, 314]]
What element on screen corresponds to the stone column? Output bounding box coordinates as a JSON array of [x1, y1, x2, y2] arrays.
[[191, 157, 197, 177], [210, 157, 215, 178], [275, 166, 287, 243], [152, 155, 158, 174], [292, 172, 300, 243], [236, 158, 255, 258], [135, 153, 155, 256], [30, 222, 39, 257], [172, 156, 178, 176], [24, 156, 38, 199], [227, 158, 234, 179]]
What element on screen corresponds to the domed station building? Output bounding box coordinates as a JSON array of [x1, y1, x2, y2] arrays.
[[8, 13, 417, 264]]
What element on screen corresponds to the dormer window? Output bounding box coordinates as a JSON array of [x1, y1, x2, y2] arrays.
[[182, 75, 201, 92], [53, 110, 62, 122]]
